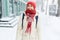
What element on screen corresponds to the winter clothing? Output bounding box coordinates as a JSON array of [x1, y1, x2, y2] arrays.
[[25, 1, 36, 34]]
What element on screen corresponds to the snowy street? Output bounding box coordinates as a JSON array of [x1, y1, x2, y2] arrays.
[[0, 11, 60, 40], [0, 0, 60, 40]]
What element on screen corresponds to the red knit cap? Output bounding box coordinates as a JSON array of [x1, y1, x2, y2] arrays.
[[27, 1, 36, 9]]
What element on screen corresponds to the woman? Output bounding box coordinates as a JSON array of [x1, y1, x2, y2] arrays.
[[25, 1, 36, 34]]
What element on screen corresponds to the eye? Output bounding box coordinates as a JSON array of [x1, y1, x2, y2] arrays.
[[28, 4, 32, 7], [30, 5, 32, 7], [31, 5, 33, 7]]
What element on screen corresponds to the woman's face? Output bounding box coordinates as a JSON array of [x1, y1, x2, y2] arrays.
[[26, 4, 34, 10]]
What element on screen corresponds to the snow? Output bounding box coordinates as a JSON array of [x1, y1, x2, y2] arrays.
[[39, 11, 60, 40], [0, 16, 19, 40]]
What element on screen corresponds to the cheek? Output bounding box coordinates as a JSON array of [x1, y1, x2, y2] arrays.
[[31, 7, 34, 10]]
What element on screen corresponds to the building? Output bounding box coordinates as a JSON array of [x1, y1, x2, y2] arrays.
[[0, 0, 29, 18], [0, 0, 29, 27]]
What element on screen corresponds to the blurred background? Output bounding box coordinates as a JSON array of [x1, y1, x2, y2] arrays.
[[0, 0, 59, 18], [0, 0, 60, 40]]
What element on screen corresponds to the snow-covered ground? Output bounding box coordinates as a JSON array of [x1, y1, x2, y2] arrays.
[[0, 11, 60, 40], [0, 16, 19, 40], [44, 16, 60, 40], [40, 11, 60, 40]]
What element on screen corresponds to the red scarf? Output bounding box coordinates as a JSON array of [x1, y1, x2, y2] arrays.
[[25, 9, 36, 34], [25, 9, 36, 18]]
